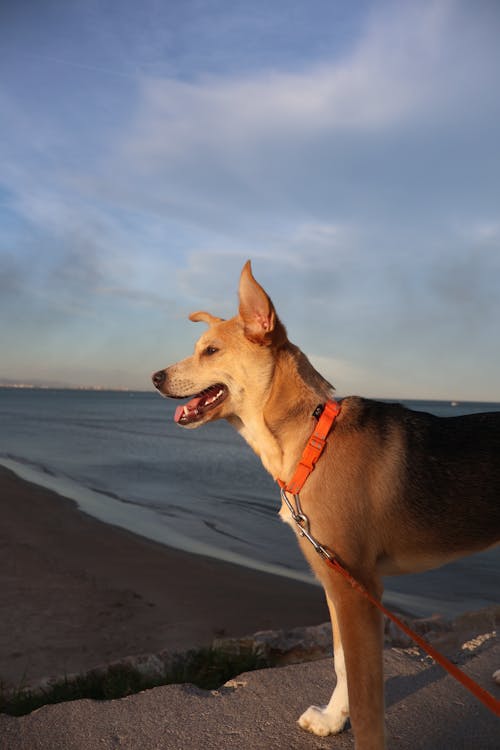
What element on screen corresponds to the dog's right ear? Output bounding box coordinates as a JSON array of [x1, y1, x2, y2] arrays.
[[238, 260, 278, 345], [189, 311, 223, 326]]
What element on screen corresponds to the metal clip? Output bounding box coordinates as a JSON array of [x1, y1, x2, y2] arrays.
[[280, 488, 336, 562], [280, 488, 305, 526]]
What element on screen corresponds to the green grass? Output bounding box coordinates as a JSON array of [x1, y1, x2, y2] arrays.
[[0, 647, 272, 717]]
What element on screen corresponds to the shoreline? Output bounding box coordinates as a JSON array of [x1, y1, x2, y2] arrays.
[[2, 456, 499, 622], [0, 466, 328, 689], [0, 456, 315, 585]]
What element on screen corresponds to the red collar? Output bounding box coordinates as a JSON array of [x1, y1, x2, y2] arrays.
[[277, 400, 341, 495]]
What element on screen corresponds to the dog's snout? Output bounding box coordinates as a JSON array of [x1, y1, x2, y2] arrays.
[[152, 369, 166, 389]]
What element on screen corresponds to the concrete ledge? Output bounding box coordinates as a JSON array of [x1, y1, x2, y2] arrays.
[[1, 640, 498, 750], [16, 605, 499, 698]]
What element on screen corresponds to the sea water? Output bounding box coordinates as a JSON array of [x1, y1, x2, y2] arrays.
[[0, 388, 498, 617]]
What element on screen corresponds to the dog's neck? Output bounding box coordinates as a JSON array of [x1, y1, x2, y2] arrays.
[[228, 344, 335, 481]]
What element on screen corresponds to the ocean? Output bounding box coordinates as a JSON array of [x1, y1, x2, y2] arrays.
[[0, 387, 499, 618]]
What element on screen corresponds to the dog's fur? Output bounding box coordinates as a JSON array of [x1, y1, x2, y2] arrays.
[[152, 261, 500, 749]]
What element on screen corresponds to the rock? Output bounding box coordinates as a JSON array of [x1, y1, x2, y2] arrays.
[[423, 605, 499, 658], [384, 617, 413, 648], [214, 607, 499, 667], [384, 613, 452, 649], [214, 622, 333, 665], [9, 605, 500, 707]]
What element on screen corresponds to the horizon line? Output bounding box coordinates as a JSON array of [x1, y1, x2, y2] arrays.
[[1, 383, 499, 405]]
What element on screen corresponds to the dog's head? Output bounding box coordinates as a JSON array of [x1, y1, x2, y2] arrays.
[[152, 261, 287, 428]]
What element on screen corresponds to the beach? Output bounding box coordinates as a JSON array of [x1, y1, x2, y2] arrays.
[[0, 467, 328, 689], [2, 471, 500, 750]]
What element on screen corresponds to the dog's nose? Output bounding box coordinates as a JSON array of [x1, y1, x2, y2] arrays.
[[152, 370, 166, 389]]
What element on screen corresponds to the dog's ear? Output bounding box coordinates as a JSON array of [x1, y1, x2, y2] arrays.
[[238, 261, 278, 344], [189, 311, 224, 326]]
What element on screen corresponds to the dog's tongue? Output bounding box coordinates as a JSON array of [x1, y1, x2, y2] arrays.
[[174, 395, 204, 423]]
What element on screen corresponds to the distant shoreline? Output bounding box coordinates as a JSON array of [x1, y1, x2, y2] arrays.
[[0, 383, 148, 392], [2, 383, 499, 404]]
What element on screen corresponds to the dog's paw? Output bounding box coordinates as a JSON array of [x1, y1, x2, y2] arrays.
[[298, 704, 349, 737]]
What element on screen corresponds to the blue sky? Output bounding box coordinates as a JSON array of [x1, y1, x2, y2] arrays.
[[1, 0, 499, 399]]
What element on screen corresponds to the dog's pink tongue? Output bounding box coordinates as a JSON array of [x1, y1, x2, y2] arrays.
[[174, 395, 203, 423], [174, 405, 185, 423]]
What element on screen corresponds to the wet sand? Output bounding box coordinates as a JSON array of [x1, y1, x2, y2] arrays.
[[0, 467, 327, 688]]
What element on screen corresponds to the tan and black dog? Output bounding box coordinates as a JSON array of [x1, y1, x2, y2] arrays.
[[152, 260, 500, 749]]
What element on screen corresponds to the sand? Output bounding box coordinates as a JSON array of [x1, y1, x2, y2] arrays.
[[0, 467, 328, 689]]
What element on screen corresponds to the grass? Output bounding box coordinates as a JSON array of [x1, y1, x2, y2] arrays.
[[0, 647, 272, 717]]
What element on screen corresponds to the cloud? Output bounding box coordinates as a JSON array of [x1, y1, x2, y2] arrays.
[[5, 0, 500, 246], [73, 0, 492, 244], [126, 2, 455, 156], [426, 224, 500, 332], [171, 220, 359, 321], [1, 0, 499, 396]]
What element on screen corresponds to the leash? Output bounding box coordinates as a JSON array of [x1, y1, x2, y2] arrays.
[[277, 400, 500, 718]]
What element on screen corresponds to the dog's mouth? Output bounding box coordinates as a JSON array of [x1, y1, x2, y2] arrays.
[[173, 383, 228, 425]]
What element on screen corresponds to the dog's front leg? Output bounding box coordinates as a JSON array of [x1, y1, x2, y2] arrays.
[[300, 572, 386, 750], [298, 594, 349, 736]]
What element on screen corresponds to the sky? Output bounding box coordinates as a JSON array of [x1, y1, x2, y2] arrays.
[[1, 0, 499, 399]]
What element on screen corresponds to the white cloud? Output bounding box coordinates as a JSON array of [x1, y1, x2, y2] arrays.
[[84, 0, 496, 243], [122, 1, 489, 162]]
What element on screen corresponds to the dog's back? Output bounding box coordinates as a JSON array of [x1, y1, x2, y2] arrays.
[[341, 398, 500, 554]]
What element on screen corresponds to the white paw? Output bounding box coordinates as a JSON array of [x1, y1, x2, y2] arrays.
[[298, 704, 349, 737]]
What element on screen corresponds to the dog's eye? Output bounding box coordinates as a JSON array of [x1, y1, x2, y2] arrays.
[[203, 346, 219, 356]]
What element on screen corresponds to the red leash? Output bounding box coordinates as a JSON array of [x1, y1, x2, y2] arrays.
[[277, 400, 500, 718]]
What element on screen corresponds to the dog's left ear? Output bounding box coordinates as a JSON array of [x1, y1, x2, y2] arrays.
[[189, 311, 224, 326], [238, 260, 278, 345]]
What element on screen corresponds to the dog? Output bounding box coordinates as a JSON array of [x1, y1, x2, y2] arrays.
[[152, 260, 500, 749]]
